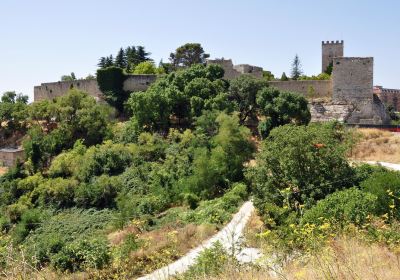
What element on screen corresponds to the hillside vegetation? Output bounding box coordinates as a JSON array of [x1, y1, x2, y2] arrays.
[[1, 44, 399, 279]]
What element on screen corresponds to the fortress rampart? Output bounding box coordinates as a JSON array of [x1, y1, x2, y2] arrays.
[[34, 75, 157, 102], [268, 80, 332, 99]]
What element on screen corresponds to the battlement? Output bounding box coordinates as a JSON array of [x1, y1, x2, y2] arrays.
[[322, 40, 344, 45]]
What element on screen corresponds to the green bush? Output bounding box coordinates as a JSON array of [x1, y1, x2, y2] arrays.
[[77, 141, 133, 182], [24, 208, 113, 267], [353, 163, 389, 186], [74, 175, 121, 209], [185, 183, 247, 225], [302, 188, 377, 227], [96, 66, 127, 112], [12, 208, 48, 243], [361, 171, 400, 218], [51, 238, 110, 272], [179, 241, 230, 279], [247, 122, 355, 222]]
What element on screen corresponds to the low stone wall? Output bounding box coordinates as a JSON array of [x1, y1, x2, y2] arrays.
[[34, 75, 157, 102], [0, 148, 24, 167], [123, 75, 157, 92], [34, 79, 102, 102], [268, 80, 332, 99]]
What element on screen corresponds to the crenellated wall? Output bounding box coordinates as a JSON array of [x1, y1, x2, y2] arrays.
[[322, 40, 344, 73]]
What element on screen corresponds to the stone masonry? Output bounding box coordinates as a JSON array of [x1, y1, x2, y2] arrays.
[[322, 40, 344, 73], [374, 86, 400, 111], [0, 148, 24, 167], [34, 75, 157, 102], [33, 40, 394, 125], [206, 59, 263, 79]]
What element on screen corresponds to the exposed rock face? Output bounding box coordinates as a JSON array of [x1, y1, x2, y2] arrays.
[[310, 101, 354, 123]]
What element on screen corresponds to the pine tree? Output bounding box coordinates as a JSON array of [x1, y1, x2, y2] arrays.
[[98, 57, 107, 68], [291, 54, 303, 80], [115, 48, 127, 69], [105, 55, 114, 67], [126, 46, 138, 70], [280, 72, 289, 81], [137, 46, 152, 63]]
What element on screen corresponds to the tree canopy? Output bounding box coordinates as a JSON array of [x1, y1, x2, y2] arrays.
[[169, 43, 210, 68]]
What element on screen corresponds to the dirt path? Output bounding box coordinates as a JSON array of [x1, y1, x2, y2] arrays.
[[137, 201, 255, 280]]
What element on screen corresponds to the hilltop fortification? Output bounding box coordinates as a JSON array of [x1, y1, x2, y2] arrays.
[[34, 40, 395, 125]]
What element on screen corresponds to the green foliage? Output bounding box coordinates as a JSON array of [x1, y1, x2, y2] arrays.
[[24, 90, 112, 171], [291, 54, 303, 80], [361, 170, 400, 219], [24, 208, 113, 267], [77, 141, 134, 182], [299, 73, 331, 80], [33, 178, 78, 208], [128, 64, 230, 131], [184, 113, 254, 199], [302, 188, 377, 227], [280, 72, 289, 81], [263, 70, 275, 81], [247, 122, 355, 223], [133, 61, 157, 74], [51, 238, 110, 272], [169, 43, 210, 68], [184, 242, 229, 278], [228, 75, 268, 123], [0, 91, 28, 142], [184, 183, 248, 225], [96, 66, 128, 113], [12, 208, 48, 243], [74, 175, 121, 209], [61, 72, 76, 81], [324, 61, 333, 75], [256, 87, 311, 138]]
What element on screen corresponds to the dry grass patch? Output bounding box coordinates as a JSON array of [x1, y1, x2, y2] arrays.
[[243, 212, 264, 248], [350, 128, 400, 164], [0, 166, 8, 176], [188, 236, 400, 280]]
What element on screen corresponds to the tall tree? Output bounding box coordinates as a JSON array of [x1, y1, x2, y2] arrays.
[[291, 54, 303, 80], [105, 55, 114, 68], [98, 57, 107, 68], [115, 48, 127, 69], [169, 43, 210, 68], [137, 46, 151, 62]]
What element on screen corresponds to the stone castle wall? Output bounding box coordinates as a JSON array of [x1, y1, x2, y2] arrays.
[[0, 148, 24, 167], [332, 57, 389, 124], [207, 59, 263, 79], [374, 86, 400, 111], [34, 75, 157, 102], [34, 79, 102, 102], [268, 80, 332, 99]]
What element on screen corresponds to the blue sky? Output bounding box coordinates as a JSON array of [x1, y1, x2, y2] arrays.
[[1, 0, 400, 101]]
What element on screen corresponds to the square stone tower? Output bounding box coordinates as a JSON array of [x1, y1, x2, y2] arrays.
[[332, 57, 389, 124], [322, 40, 344, 73]]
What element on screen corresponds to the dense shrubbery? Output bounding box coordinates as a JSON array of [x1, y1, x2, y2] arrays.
[[361, 170, 400, 219], [302, 188, 377, 227], [247, 122, 355, 225]]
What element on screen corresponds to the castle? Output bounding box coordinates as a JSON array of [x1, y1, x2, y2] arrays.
[[34, 41, 399, 125]]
